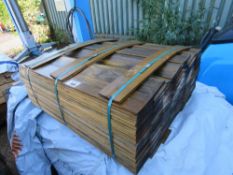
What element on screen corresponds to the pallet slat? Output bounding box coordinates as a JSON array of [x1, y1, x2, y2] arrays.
[[99, 46, 189, 102], [51, 41, 142, 81], [0, 73, 14, 105], [25, 38, 117, 69]]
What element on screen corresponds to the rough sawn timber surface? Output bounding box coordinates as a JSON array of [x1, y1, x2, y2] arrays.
[[19, 39, 200, 174]]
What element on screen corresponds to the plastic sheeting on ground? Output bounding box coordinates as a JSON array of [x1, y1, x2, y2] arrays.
[[7, 82, 233, 175], [0, 53, 18, 76], [7, 86, 51, 175]]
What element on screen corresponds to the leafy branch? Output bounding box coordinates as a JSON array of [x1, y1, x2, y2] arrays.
[[138, 0, 208, 45]]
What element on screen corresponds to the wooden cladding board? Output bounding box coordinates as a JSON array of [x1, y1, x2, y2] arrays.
[[19, 40, 200, 174], [0, 72, 14, 105]]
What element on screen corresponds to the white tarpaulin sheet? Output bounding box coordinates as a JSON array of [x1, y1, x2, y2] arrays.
[[7, 82, 233, 175], [0, 54, 18, 74]]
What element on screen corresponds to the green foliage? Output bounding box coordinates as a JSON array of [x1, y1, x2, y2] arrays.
[[17, 0, 51, 43], [0, 1, 13, 29], [0, 0, 50, 43], [138, 0, 208, 45], [53, 28, 71, 45]]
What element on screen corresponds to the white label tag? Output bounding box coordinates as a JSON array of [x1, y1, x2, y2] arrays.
[[65, 79, 81, 88]]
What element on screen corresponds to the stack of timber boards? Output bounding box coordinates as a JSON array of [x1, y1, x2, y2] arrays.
[[19, 39, 200, 174], [0, 72, 14, 105]]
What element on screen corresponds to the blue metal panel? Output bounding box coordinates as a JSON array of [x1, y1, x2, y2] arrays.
[[77, 0, 94, 41], [198, 43, 233, 104], [67, 0, 94, 42]]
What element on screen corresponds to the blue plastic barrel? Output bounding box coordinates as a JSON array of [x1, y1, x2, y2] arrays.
[[198, 43, 233, 104]]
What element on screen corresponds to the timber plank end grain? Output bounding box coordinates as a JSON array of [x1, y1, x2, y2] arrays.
[[0, 72, 15, 105], [19, 39, 200, 174]]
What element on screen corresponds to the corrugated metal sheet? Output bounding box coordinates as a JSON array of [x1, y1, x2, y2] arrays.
[[42, 0, 233, 38], [42, 0, 68, 35], [90, 0, 143, 37], [90, 0, 233, 37]]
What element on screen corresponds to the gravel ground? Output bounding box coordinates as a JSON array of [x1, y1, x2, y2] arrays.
[[0, 106, 18, 175], [0, 33, 22, 56]]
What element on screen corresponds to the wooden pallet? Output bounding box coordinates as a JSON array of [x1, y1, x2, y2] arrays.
[[0, 72, 14, 105], [19, 39, 200, 174]]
